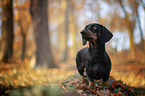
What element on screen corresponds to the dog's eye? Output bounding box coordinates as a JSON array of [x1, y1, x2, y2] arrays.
[[93, 26, 97, 30]]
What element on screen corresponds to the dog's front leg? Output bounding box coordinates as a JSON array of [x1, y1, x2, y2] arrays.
[[81, 75, 85, 83], [88, 80, 95, 89], [86, 62, 96, 89]]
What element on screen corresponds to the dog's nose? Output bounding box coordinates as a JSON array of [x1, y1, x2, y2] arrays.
[[80, 30, 85, 34]]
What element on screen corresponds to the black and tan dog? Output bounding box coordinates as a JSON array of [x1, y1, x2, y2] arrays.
[[76, 23, 113, 88]]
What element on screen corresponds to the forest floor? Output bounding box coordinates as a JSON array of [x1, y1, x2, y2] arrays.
[[0, 57, 145, 96]]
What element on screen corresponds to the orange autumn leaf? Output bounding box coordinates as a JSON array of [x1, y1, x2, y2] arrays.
[[127, 87, 131, 91], [112, 81, 118, 89], [118, 80, 126, 90], [77, 86, 87, 90], [104, 81, 109, 86]]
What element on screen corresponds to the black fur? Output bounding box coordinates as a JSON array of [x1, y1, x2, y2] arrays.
[[76, 23, 113, 83]]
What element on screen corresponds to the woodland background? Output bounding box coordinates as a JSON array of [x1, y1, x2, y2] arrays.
[[0, 0, 145, 95]]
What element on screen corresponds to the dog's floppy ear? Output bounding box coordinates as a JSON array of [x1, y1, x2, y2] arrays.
[[82, 38, 87, 45], [100, 26, 113, 43]]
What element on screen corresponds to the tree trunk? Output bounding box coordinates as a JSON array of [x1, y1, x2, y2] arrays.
[[137, 11, 144, 50], [30, 0, 56, 68], [21, 33, 26, 62], [0, 0, 14, 62], [128, 28, 136, 60], [18, 9, 26, 62], [118, 0, 136, 60], [135, 1, 144, 51], [69, 0, 77, 58], [144, 14, 145, 55], [64, 0, 70, 61], [141, 2, 145, 54]]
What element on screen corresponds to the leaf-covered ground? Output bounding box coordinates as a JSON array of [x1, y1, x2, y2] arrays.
[[62, 74, 144, 96], [0, 61, 145, 96], [0, 62, 75, 96]]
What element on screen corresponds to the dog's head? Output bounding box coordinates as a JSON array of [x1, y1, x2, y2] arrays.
[[80, 23, 113, 45]]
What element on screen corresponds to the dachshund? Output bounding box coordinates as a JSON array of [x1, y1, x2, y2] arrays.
[[76, 23, 113, 88]]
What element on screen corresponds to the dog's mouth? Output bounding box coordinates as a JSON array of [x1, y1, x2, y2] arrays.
[[81, 33, 97, 41], [82, 35, 94, 41]]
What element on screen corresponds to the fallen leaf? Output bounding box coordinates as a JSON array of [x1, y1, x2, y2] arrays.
[[77, 86, 88, 90], [112, 81, 118, 89], [127, 87, 131, 91], [117, 92, 122, 95], [77, 90, 83, 93]]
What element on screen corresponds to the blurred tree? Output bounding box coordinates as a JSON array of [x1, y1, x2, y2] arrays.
[[0, 0, 14, 62], [18, 9, 27, 62], [69, 0, 79, 58], [70, 1, 76, 53], [135, 0, 144, 52], [140, 0, 145, 53], [118, 0, 137, 60], [14, 0, 33, 62], [64, 0, 70, 61], [30, 0, 56, 68], [15, 0, 28, 62]]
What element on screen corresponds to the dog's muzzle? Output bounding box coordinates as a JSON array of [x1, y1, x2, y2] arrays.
[[80, 29, 95, 41]]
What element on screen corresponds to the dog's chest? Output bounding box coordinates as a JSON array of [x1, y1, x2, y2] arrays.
[[86, 61, 105, 78]]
